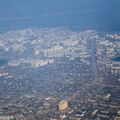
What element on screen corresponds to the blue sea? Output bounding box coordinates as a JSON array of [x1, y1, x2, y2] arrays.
[[0, 0, 120, 32], [112, 56, 120, 62]]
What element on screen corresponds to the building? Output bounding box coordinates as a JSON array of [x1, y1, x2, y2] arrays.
[[59, 100, 68, 111], [0, 116, 15, 120], [114, 116, 120, 120]]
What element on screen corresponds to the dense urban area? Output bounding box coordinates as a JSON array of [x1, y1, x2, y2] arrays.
[[0, 28, 120, 120]]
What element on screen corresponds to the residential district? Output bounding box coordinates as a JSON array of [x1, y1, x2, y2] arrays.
[[0, 28, 120, 120]]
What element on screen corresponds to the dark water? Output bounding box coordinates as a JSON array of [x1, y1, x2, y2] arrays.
[[112, 56, 120, 62], [0, 0, 120, 32], [0, 59, 8, 66]]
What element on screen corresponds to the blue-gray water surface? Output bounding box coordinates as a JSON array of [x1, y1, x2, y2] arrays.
[[0, 0, 120, 32], [112, 56, 120, 62]]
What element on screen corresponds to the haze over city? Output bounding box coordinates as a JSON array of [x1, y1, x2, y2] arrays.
[[0, 0, 120, 120]]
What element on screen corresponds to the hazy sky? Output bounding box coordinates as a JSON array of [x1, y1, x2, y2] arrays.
[[0, 0, 120, 31], [0, 0, 119, 21]]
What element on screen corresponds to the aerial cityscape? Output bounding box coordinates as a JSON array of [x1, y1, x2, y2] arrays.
[[0, 28, 120, 120], [0, 0, 120, 120]]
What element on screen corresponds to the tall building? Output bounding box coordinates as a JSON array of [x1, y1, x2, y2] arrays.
[[59, 100, 68, 111]]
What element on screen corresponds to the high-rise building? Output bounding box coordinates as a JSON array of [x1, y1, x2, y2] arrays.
[[59, 100, 68, 111]]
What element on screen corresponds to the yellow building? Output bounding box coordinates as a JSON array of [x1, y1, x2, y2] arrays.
[[59, 100, 68, 111]]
